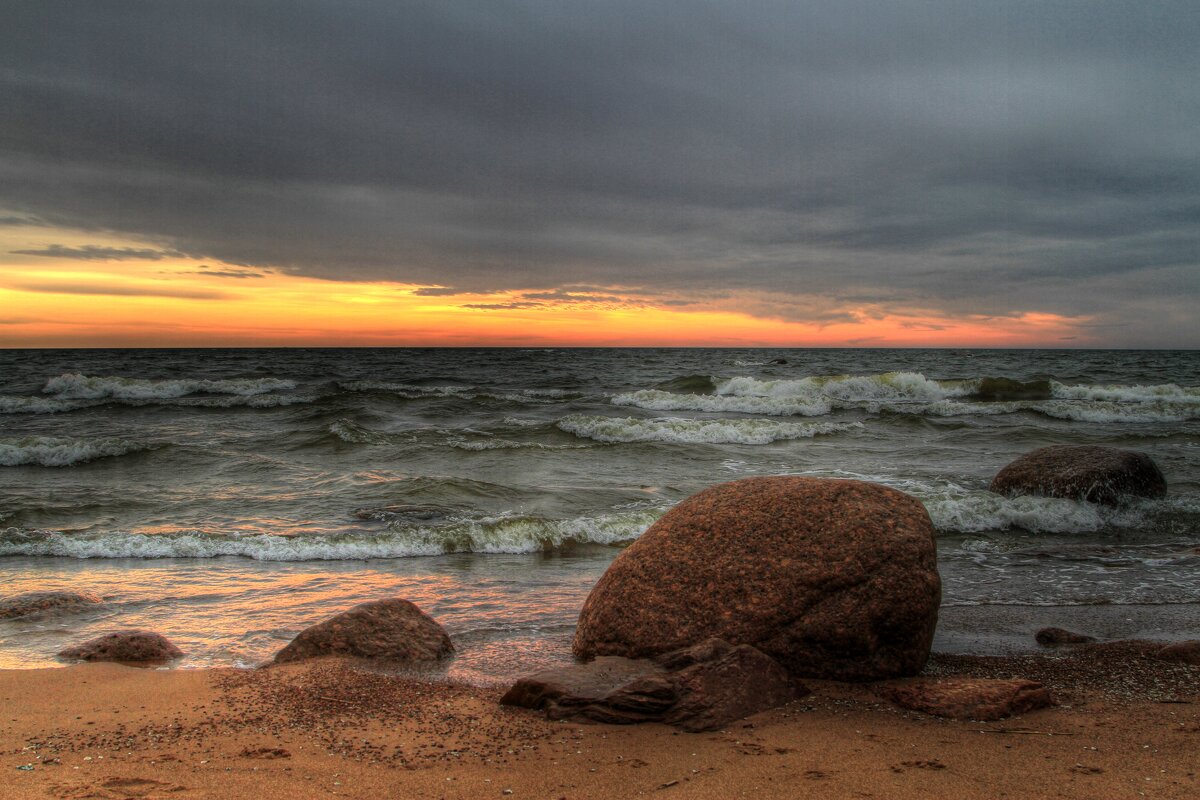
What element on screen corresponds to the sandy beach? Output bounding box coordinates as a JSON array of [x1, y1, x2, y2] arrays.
[[3, 645, 1196, 800]]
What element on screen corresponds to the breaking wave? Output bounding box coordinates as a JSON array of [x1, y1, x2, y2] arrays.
[[0, 509, 660, 560], [612, 372, 1200, 423], [0, 373, 306, 414], [556, 415, 861, 444], [0, 436, 154, 467]]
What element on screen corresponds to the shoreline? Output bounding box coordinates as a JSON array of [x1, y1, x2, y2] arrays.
[[4, 647, 1196, 799]]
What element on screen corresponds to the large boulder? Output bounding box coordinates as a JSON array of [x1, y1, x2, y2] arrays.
[[58, 630, 183, 664], [573, 477, 941, 681], [502, 638, 804, 732], [0, 590, 104, 619], [273, 598, 453, 664], [880, 678, 1054, 721], [990, 446, 1166, 505]]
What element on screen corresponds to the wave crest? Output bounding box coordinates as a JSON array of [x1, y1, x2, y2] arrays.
[[557, 415, 860, 444], [0, 436, 154, 467]]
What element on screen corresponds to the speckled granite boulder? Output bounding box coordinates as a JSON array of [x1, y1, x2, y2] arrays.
[[58, 630, 183, 664], [880, 678, 1054, 721], [990, 446, 1166, 505], [502, 638, 804, 732], [0, 590, 104, 619], [573, 477, 941, 681], [273, 598, 453, 664]]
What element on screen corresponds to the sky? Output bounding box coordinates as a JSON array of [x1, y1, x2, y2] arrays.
[[1, 1, 1197, 348]]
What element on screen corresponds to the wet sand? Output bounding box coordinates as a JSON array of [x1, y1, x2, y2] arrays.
[[3, 648, 1197, 800]]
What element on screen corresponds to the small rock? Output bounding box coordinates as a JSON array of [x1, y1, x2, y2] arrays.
[[880, 677, 1054, 721], [58, 630, 183, 665], [273, 598, 453, 664], [0, 591, 103, 620], [502, 638, 805, 732], [1035, 627, 1096, 646], [990, 445, 1166, 505]]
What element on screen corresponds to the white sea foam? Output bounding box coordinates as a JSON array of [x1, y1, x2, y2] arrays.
[[612, 372, 1200, 423], [1050, 381, 1200, 403], [611, 389, 831, 417], [0, 510, 660, 559], [556, 415, 860, 444], [0, 436, 153, 467]]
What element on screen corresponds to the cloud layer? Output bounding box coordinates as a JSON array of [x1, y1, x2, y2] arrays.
[[2, 1, 1198, 344]]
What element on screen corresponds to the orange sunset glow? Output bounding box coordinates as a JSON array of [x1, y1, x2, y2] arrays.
[[1, 224, 1090, 348]]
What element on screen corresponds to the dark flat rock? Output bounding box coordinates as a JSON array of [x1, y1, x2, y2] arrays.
[[273, 598, 453, 665], [58, 630, 183, 665], [990, 445, 1166, 505], [502, 638, 805, 732], [574, 477, 941, 681], [880, 677, 1054, 721]]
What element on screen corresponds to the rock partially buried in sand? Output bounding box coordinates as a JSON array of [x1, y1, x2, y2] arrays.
[[880, 678, 1054, 721], [0, 590, 104, 619], [573, 477, 941, 681], [58, 630, 183, 665], [990, 445, 1166, 506], [273, 598, 454, 665], [502, 638, 804, 732], [1035, 627, 1097, 646]]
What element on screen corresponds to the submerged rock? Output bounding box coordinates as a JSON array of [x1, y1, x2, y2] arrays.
[[970, 377, 1052, 401], [58, 630, 183, 664], [1153, 641, 1200, 665], [1035, 627, 1097, 646], [990, 445, 1166, 505], [273, 598, 454, 664], [0, 590, 104, 620], [880, 678, 1054, 721], [573, 477, 941, 681], [502, 638, 804, 732]]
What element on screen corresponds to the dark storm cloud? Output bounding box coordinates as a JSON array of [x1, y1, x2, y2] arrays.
[[410, 287, 464, 296], [2, 1, 1198, 344], [11, 281, 228, 300], [11, 244, 185, 260]]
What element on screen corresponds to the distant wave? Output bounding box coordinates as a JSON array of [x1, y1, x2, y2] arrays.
[[611, 372, 1200, 423], [0, 509, 660, 559], [43, 373, 295, 400], [0, 373, 306, 414], [556, 415, 861, 444], [0, 436, 154, 467], [339, 380, 577, 405]]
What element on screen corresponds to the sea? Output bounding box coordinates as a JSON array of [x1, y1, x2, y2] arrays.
[[1, 348, 1197, 683]]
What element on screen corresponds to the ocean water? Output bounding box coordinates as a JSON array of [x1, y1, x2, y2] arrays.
[[1, 348, 1197, 683]]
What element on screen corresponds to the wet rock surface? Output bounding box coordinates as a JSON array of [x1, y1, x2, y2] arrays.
[[573, 477, 941, 681], [58, 630, 184, 665], [1035, 627, 1097, 646], [502, 638, 805, 732], [880, 677, 1054, 721], [273, 598, 454, 665], [990, 445, 1166, 505], [0, 590, 104, 619]]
